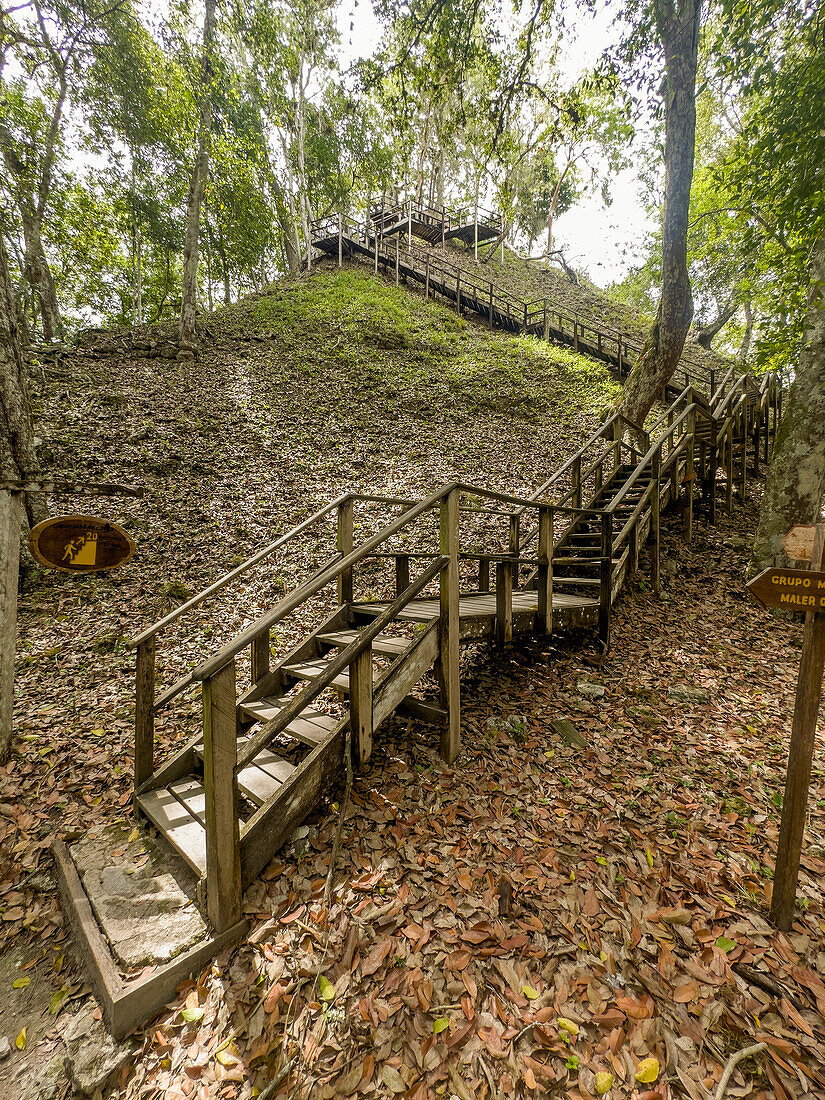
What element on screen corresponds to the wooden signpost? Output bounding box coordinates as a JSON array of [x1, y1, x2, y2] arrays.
[[1, 480, 142, 765], [747, 523, 825, 930]]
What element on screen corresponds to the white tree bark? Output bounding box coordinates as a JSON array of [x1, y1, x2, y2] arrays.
[[752, 229, 825, 571], [0, 229, 47, 528]]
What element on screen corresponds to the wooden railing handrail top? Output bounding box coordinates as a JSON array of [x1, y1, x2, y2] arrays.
[[452, 481, 605, 515], [130, 493, 351, 648], [235, 556, 448, 770], [608, 400, 700, 511], [192, 484, 457, 682]]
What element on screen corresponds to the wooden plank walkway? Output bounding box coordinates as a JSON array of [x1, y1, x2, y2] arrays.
[[352, 591, 598, 634]]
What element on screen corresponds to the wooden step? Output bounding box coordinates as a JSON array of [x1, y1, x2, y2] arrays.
[[280, 658, 376, 692], [317, 630, 410, 657], [137, 785, 206, 875], [193, 737, 299, 806], [553, 556, 623, 567], [551, 576, 601, 586], [238, 696, 337, 746]]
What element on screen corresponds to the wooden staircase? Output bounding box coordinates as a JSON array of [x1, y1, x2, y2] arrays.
[[54, 216, 785, 1036], [127, 369, 782, 940]]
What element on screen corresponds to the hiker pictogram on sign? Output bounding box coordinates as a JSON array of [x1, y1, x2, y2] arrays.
[[62, 531, 99, 566]]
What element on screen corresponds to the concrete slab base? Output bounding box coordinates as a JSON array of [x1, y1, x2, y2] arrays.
[[70, 821, 205, 970]]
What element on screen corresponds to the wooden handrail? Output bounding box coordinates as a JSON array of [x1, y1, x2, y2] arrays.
[[192, 484, 454, 682], [130, 494, 349, 647], [235, 554, 448, 770]]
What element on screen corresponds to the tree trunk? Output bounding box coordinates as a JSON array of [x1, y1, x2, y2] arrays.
[[0, 231, 47, 528], [21, 214, 60, 342], [295, 57, 314, 270], [131, 158, 143, 324], [616, 0, 701, 426], [751, 230, 825, 572], [739, 300, 753, 362], [179, 0, 216, 351], [694, 298, 737, 348]]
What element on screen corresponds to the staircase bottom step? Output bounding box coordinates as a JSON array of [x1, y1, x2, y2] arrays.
[[138, 786, 207, 876]]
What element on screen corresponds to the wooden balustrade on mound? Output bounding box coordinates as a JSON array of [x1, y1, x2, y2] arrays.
[[310, 213, 718, 395]]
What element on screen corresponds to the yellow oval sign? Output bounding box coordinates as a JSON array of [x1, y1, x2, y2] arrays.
[[27, 515, 135, 573]]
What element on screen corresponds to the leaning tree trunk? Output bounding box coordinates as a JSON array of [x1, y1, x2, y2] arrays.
[[617, 0, 701, 426], [179, 0, 216, 352], [751, 230, 825, 572], [21, 213, 61, 342]]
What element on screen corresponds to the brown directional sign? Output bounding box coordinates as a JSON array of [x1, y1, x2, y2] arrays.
[[747, 567, 825, 611], [27, 515, 135, 573]]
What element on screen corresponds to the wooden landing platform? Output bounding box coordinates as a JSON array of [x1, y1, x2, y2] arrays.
[[351, 590, 598, 639]]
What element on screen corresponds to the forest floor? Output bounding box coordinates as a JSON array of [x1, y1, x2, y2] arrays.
[[1, 264, 824, 1100]]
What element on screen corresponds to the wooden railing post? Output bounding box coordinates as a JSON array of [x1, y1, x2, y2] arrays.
[[395, 553, 410, 597], [726, 422, 734, 512], [456, 272, 461, 315], [350, 645, 373, 767], [496, 560, 513, 647], [508, 513, 520, 590], [478, 558, 490, 592], [395, 235, 400, 285], [337, 497, 354, 605], [425, 255, 430, 299], [684, 405, 696, 543], [740, 402, 748, 497], [571, 456, 582, 509], [251, 627, 270, 685], [536, 507, 553, 635], [708, 420, 719, 525], [650, 450, 661, 593], [543, 300, 549, 342], [135, 637, 155, 790], [203, 660, 241, 932], [489, 284, 494, 331], [439, 489, 461, 763], [598, 513, 613, 650], [337, 212, 343, 267]]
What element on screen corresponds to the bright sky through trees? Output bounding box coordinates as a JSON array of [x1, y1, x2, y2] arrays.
[[333, 0, 653, 284]]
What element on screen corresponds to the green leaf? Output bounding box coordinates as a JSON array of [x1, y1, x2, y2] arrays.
[[12, 977, 30, 988], [645, 848, 654, 868], [716, 935, 736, 953], [595, 1071, 614, 1094], [522, 985, 539, 1000], [433, 1017, 450, 1034], [181, 1006, 205, 1023], [318, 975, 335, 1002], [596, 856, 608, 866], [49, 988, 69, 1015]]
